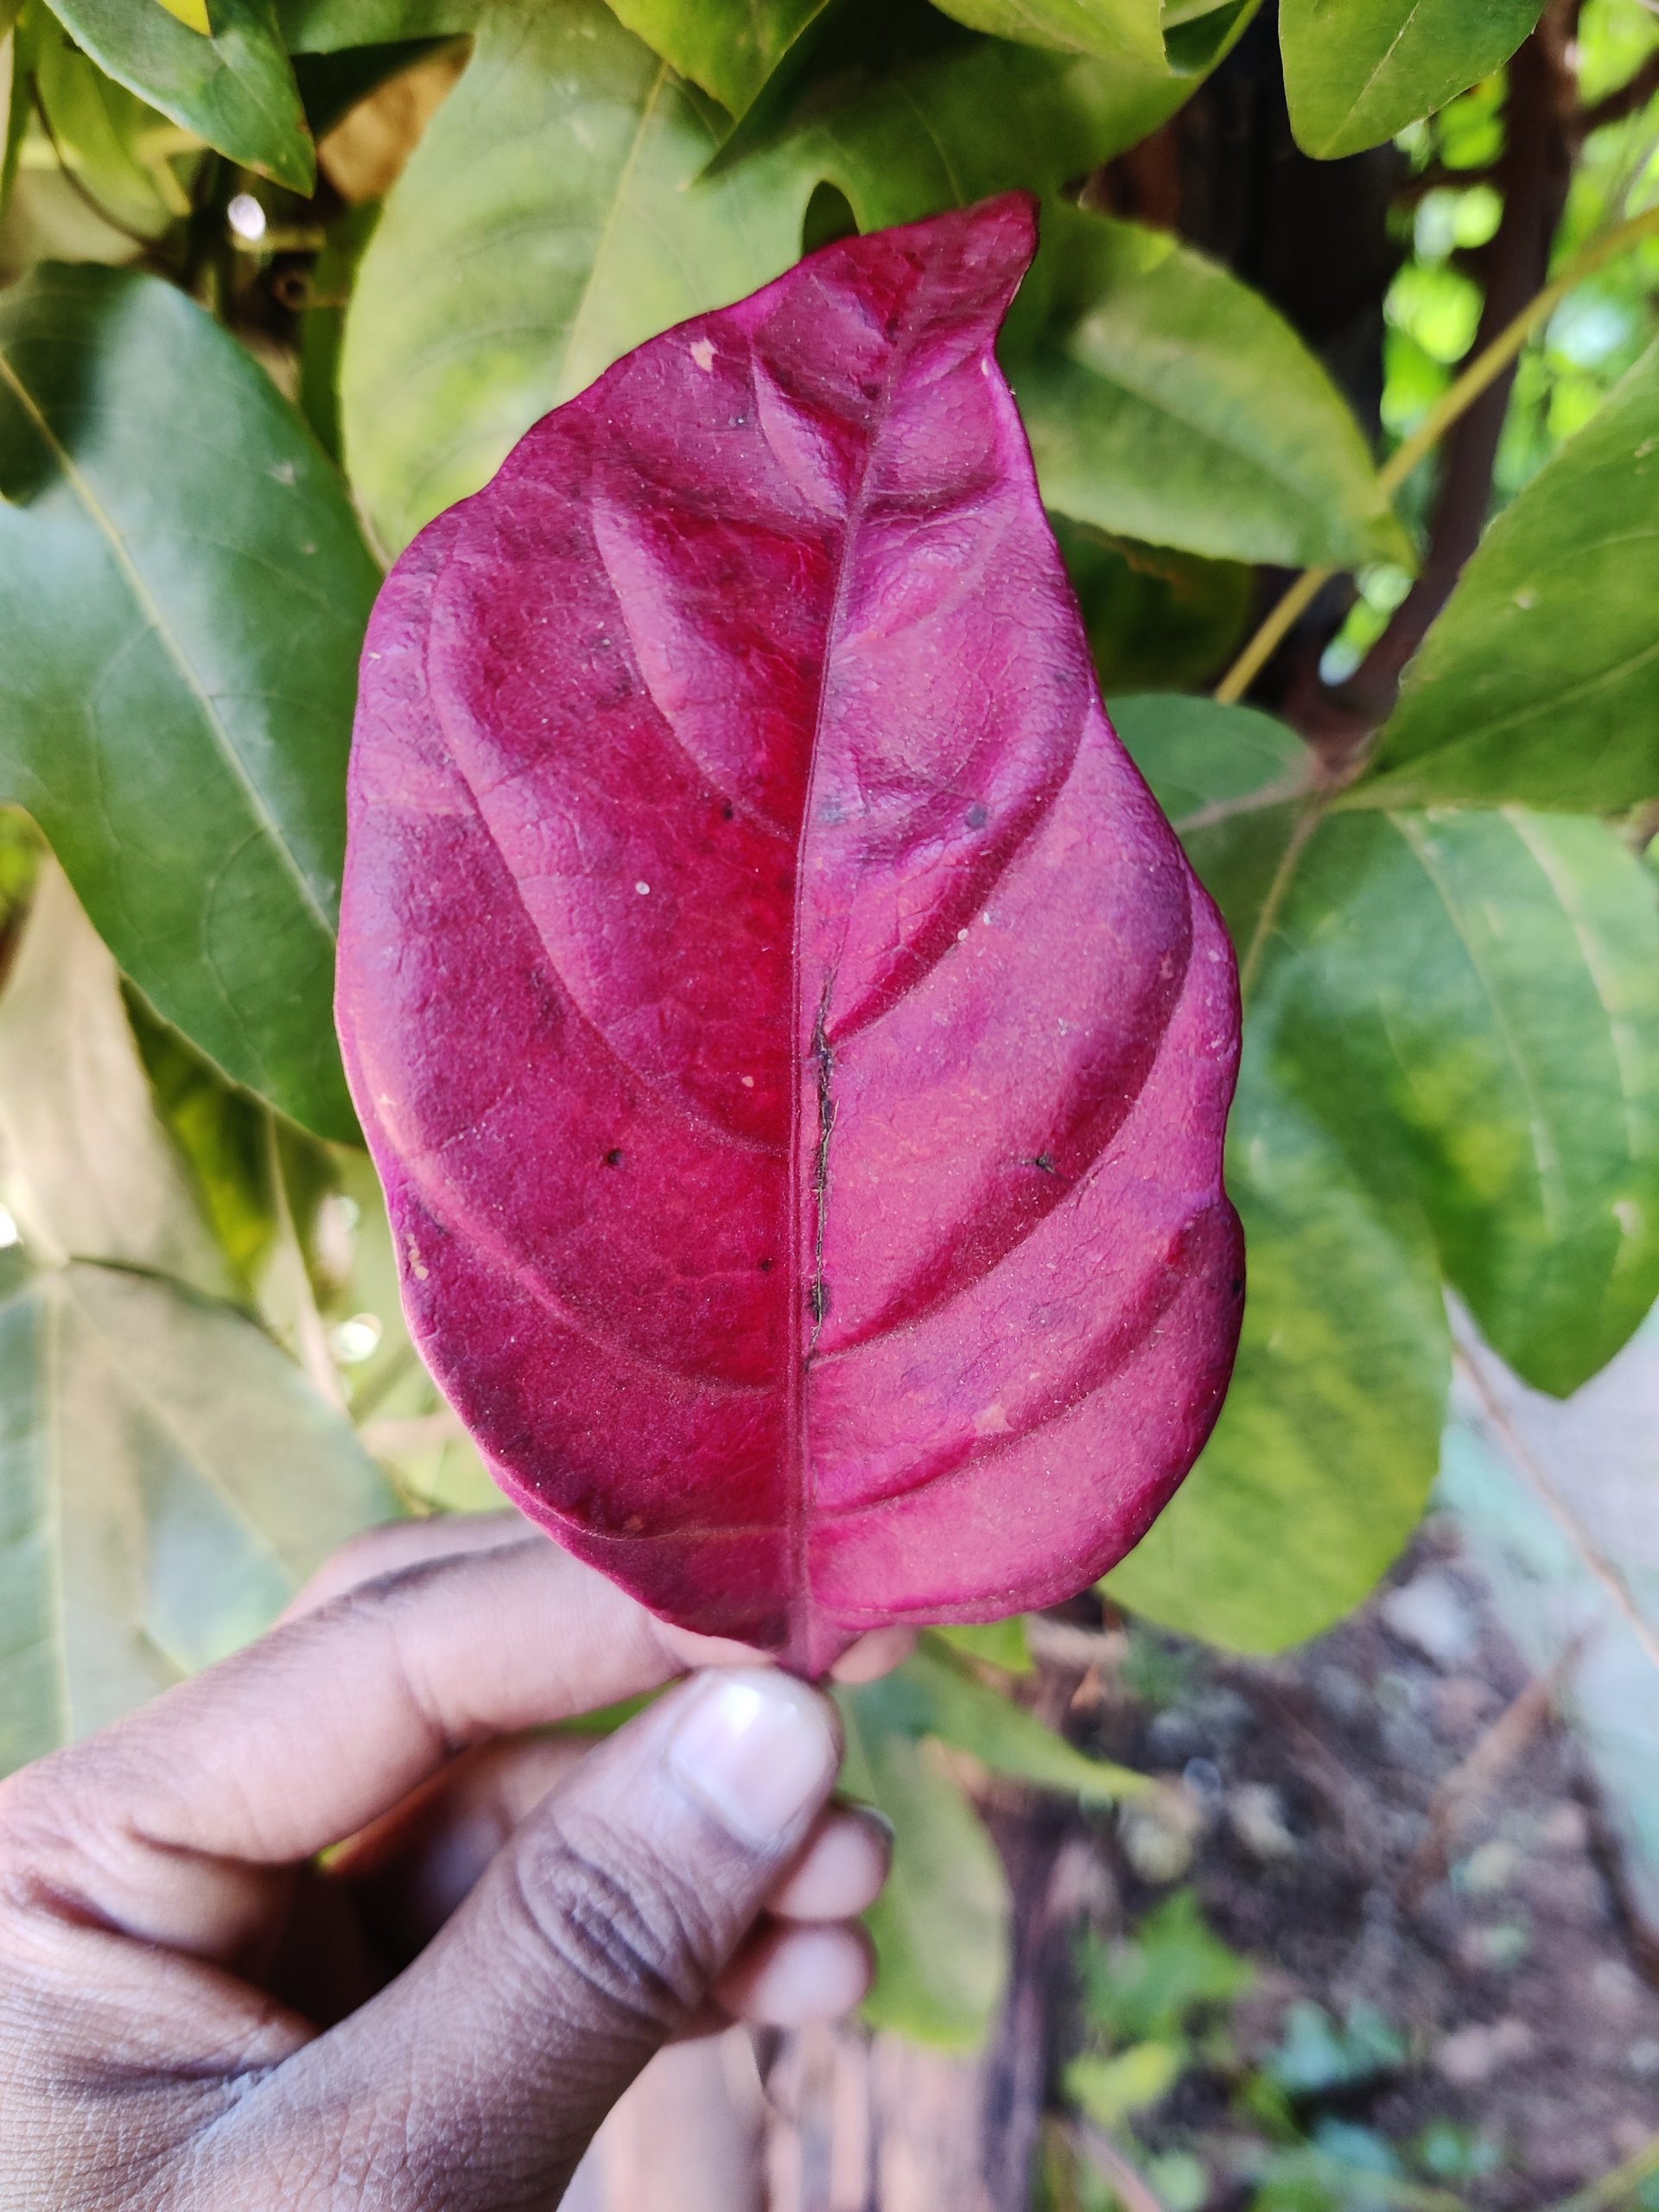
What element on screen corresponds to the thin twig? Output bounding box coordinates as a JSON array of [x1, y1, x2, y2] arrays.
[[264, 1111, 346, 1412], [1454, 1344, 1659, 1675], [1215, 569, 1332, 704], [1402, 1646, 1579, 1903], [1373, 207, 1659, 504], [1235, 804, 1322, 1002]]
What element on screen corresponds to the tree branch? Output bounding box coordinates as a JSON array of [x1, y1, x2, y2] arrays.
[[1578, 50, 1659, 137], [1339, 29, 1574, 721]]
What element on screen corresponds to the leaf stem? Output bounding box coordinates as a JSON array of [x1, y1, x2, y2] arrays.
[[264, 1110, 346, 1412], [1214, 201, 1659, 706]]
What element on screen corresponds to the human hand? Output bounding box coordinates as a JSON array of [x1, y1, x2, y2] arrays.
[[0, 1514, 902, 2210]]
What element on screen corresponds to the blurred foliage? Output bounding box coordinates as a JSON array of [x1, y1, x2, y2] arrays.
[[0, 0, 1657, 2072]]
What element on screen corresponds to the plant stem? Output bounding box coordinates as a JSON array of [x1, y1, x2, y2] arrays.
[[1215, 567, 1331, 704], [1214, 200, 1659, 707]]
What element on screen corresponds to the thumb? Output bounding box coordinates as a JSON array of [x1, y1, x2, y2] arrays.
[[267, 1669, 842, 2209]]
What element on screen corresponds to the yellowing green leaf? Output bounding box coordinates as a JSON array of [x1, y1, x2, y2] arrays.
[[43, 0, 313, 190], [1065, 2043, 1185, 2128], [863, 1645, 1147, 1800], [1104, 696, 1659, 1649], [605, 0, 827, 116], [0, 861, 231, 1296], [841, 1696, 1009, 2050], [0, 1255, 397, 1775], [155, 0, 213, 32]]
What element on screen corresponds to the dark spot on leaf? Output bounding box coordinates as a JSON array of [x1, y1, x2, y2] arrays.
[[721, 802, 736, 822], [966, 802, 989, 829], [759, 1257, 775, 1273], [1033, 1152, 1057, 1175], [810, 1279, 830, 1324], [1231, 1276, 1245, 1298], [604, 1148, 624, 1166]]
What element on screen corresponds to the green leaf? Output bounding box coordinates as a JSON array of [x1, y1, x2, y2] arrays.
[[781, 35, 1180, 232], [1080, 1889, 1253, 2044], [342, 3, 1169, 556], [1262, 807, 1659, 1395], [35, 18, 194, 239], [1107, 698, 1450, 1650], [42, 0, 314, 190], [0, 861, 232, 1296], [1359, 340, 1659, 812], [861, 1643, 1147, 1799], [0, 264, 379, 1141], [129, 1001, 280, 1294], [1280, 0, 1544, 160], [841, 1693, 1010, 2050], [1065, 2041, 1185, 2127], [277, 0, 478, 45], [932, 1614, 1034, 1673], [1266, 2000, 1407, 2095], [340, 0, 804, 556], [605, 0, 829, 116], [1107, 696, 1659, 1643], [0, 1255, 397, 1774], [1108, 1046, 1451, 1650], [1012, 206, 1407, 569], [1162, 0, 1255, 72], [0, 14, 24, 223], [1107, 692, 1318, 938], [927, 0, 1166, 70], [299, 200, 379, 464], [1058, 520, 1249, 695]]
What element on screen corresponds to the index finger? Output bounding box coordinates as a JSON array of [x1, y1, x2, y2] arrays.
[[0, 1534, 738, 1961]]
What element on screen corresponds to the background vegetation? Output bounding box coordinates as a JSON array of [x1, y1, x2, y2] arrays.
[[1, 0, 1657, 2200]]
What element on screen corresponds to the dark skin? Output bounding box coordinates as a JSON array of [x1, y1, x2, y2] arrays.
[[0, 1514, 905, 2210]]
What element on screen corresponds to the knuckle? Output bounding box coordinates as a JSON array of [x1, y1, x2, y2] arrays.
[[503, 1813, 723, 2035], [0, 1762, 82, 1921]]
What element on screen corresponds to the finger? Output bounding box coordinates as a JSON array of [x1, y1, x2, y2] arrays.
[[253, 1669, 842, 2209], [289, 1511, 912, 1681], [346, 1751, 887, 1970], [337, 1733, 589, 1963], [765, 1806, 891, 1922], [280, 1510, 532, 1620], [712, 1920, 874, 2028], [0, 1539, 747, 1962], [828, 1626, 917, 1683]]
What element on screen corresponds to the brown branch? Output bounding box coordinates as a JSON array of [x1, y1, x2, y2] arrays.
[[1578, 50, 1659, 137], [1338, 28, 1575, 722], [1401, 1647, 1579, 1904]]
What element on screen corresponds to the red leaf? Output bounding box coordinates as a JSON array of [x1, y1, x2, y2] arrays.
[[337, 194, 1243, 1675]]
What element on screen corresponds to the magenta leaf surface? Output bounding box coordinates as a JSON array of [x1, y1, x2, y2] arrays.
[[337, 195, 1244, 1675]]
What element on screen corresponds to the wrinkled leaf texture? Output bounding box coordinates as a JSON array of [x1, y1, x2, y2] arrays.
[[338, 196, 1243, 1674]]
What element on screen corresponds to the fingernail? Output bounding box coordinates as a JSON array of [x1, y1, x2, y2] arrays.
[[665, 1670, 839, 1848]]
